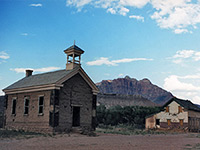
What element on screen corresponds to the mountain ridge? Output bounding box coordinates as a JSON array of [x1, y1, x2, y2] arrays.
[[96, 76, 173, 105]]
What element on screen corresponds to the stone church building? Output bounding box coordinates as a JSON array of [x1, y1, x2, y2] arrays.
[[3, 44, 99, 133]]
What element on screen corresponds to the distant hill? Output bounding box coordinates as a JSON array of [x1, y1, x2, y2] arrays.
[[96, 76, 173, 105]]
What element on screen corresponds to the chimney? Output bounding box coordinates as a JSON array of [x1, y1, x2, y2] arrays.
[[26, 70, 33, 77]]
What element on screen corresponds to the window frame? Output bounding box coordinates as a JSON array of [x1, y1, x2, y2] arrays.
[[156, 119, 160, 125], [167, 119, 171, 126], [178, 106, 183, 113], [38, 96, 44, 115], [166, 106, 169, 112], [11, 97, 17, 115], [180, 119, 184, 126], [24, 97, 30, 115]]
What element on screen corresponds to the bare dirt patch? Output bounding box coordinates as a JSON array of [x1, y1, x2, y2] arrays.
[[0, 133, 200, 150]]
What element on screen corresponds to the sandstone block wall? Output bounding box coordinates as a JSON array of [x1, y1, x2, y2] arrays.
[[5, 90, 53, 132], [55, 73, 93, 132]]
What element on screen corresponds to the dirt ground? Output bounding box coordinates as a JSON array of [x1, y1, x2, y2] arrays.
[[0, 133, 200, 150]]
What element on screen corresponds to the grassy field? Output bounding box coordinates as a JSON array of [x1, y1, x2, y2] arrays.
[[96, 124, 181, 135]]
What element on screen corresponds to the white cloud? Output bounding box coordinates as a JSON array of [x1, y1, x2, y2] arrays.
[[0, 89, 4, 96], [163, 74, 200, 104], [172, 59, 183, 64], [0, 51, 10, 59], [150, 0, 200, 34], [119, 0, 150, 8], [35, 67, 61, 72], [164, 75, 200, 92], [10, 67, 61, 73], [174, 28, 188, 34], [129, 15, 144, 22], [21, 33, 28, 36], [173, 50, 195, 59], [192, 96, 200, 105], [67, 0, 92, 7], [66, 0, 200, 34], [86, 57, 116, 66], [29, 3, 42, 7], [119, 6, 129, 16], [171, 49, 200, 64], [112, 58, 153, 63], [107, 8, 116, 14], [193, 51, 200, 61], [86, 57, 153, 66], [118, 73, 124, 77]]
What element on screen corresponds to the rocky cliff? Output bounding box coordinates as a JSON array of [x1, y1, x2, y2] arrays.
[[96, 76, 173, 105], [97, 93, 158, 108]]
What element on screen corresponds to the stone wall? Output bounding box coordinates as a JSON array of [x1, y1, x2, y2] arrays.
[[188, 110, 200, 132], [5, 90, 53, 132], [55, 73, 94, 132], [156, 101, 188, 123], [160, 122, 188, 129], [146, 101, 189, 130], [145, 115, 156, 129]]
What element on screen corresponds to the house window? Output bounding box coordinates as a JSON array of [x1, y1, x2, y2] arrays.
[[180, 119, 183, 126], [38, 96, 44, 115], [11, 98, 17, 115], [167, 119, 171, 126], [166, 106, 169, 112], [156, 119, 160, 125], [24, 97, 29, 115], [178, 106, 182, 113]]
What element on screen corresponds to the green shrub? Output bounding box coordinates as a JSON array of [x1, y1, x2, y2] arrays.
[[96, 105, 161, 128]]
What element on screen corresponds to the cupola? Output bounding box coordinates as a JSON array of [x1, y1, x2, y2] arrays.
[[64, 43, 84, 70]]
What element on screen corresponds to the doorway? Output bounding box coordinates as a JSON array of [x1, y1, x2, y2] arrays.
[[72, 107, 80, 127]]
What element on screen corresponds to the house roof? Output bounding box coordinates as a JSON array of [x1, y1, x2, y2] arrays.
[[4, 68, 75, 90], [163, 97, 200, 112], [3, 66, 99, 95]]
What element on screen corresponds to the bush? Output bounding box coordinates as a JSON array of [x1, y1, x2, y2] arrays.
[[96, 105, 161, 128]]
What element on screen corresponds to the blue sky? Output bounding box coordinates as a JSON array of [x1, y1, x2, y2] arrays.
[[1, 0, 200, 104]]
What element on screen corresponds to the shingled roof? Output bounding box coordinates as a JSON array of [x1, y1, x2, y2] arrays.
[[4, 68, 75, 90], [163, 97, 200, 112], [64, 45, 84, 53]]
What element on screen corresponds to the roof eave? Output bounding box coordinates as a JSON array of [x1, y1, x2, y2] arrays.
[[3, 84, 63, 95]]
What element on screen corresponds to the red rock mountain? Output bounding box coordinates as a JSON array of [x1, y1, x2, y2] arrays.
[[96, 76, 173, 105]]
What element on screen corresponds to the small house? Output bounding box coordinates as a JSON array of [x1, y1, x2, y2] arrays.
[[146, 97, 200, 132], [3, 44, 99, 133]]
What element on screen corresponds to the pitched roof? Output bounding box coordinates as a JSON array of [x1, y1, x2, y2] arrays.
[[4, 68, 75, 90], [163, 97, 200, 112], [64, 45, 84, 53]]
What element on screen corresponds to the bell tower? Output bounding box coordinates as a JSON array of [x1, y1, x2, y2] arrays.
[[64, 43, 84, 70]]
